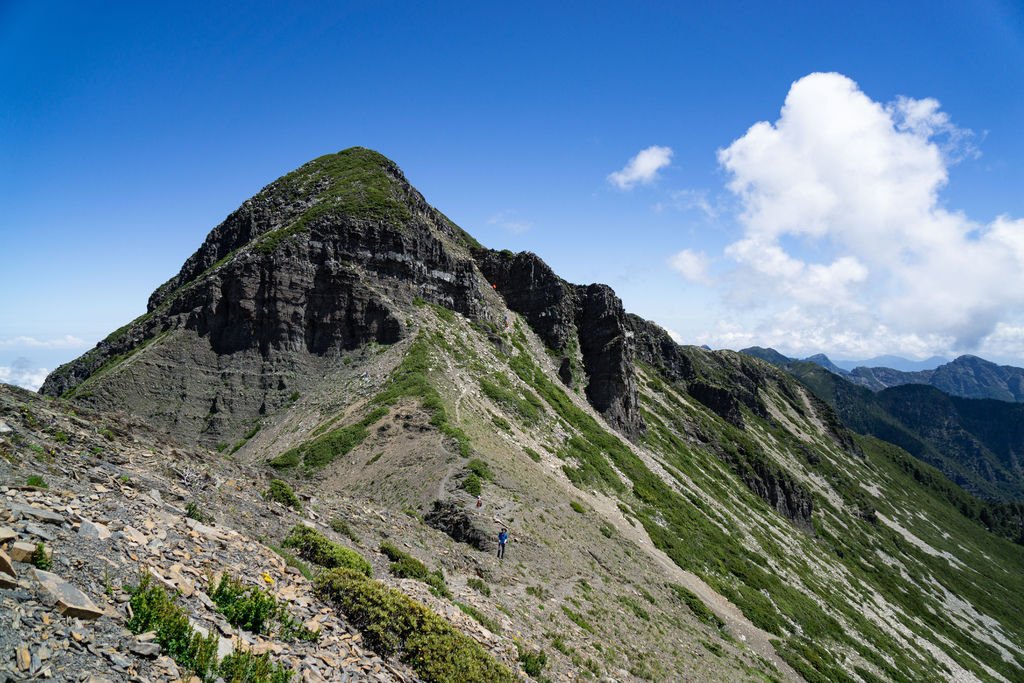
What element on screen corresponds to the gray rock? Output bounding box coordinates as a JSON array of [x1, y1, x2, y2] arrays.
[[7, 503, 66, 526], [78, 520, 111, 541], [128, 641, 161, 658], [32, 569, 104, 620]]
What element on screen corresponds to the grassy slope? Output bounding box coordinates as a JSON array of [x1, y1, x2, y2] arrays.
[[259, 306, 1024, 682]]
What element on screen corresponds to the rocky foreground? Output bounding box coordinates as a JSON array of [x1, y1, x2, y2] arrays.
[[0, 384, 516, 682]]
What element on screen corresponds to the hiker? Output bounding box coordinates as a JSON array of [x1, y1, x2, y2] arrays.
[[476, 495, 483, 508], [497, 527, 509, 559]]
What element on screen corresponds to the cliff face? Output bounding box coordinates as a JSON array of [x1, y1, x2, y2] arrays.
[[476, 250, 644, 438]]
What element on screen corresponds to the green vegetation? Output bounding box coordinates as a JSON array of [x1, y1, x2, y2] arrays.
[[517, 646, 548, 678], [26, 474, 47, 489], [371, 333, 472, 457], [127, 574, 219, 680], [667, 583, 725, 630], [329, 516, 356, 541], [561, 606, 594, 634], [218, 650, 293, 683], [569, 501, 585, 514], [454, 600, 502, 633], [31, 543, 52, 570], [380, 541, 450, 597], [229, 424, 260, 454], [185, 501, 212, 524], [282, 525, 372, 577], [462, 473, 482, 496], [478, 373, 544, 424], [315, 568, 516, 683], [467, 577, 490, 596], [523, 447, 542, 463], [266, 543, 313, 581], [269, 407, 387, 470], [210, 574, 319, 642], [265, 479, 302, 511]]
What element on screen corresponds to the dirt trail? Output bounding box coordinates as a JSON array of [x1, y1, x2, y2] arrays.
[[587, 493, 803, 682]]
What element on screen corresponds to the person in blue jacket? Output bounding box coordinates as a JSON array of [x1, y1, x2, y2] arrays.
[[497, 528, 509, 559]]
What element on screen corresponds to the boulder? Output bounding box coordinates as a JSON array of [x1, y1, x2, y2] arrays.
[[32, 568, 105, 620]]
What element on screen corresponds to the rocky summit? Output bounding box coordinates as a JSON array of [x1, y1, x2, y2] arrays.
[[3, 148, 1022, 682]]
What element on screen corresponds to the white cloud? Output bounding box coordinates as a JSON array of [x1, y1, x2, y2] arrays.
[[608, 146, 673, 190], [665, 328, 683, 344], [487, 210, 532, 234], [668, 249, 711, 285], [710, 72, 1024, 358], [0, 335, 87, 349], [0, 359, 49, 391]]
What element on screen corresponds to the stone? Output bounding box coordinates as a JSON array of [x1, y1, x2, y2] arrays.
[[0, 548, 15, 576], [9, 541, 37, 562], [24, 523, 56, 541], [32, 568, 105, 620], [129, 641, 161, 657], [0, 525, 16, 542], [16, 643, 30, 670], [7, 503, 66, 525], [79, 519, 111, 540], [0, 571, 18, 588], [0, 419, 11, 433]]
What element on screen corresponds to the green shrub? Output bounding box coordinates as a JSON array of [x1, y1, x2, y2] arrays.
[[218, 650, 292, 683], [26, 475, 47, 488], [462, 473, 482, 497], [518, 647, 548, 677], [599, 523, 615, 538], [467, 577, 491, 596], [329, 517, 356, 541], [282, 525, 372, 576], [185, 502, 212, 524], [314, 568, 516, 682], [127, 574, 219, 680], [265, 480, 302, 511], [31, 543, 51, 570], [210, 574, 278, 635], [570, 501, 585, 514], [380, 542, 450, 597], [467, 458, 493, 481], [523, 447, 542, 463]]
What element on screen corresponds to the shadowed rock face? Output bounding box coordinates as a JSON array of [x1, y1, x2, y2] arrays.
[[476, 250, 645, 438]]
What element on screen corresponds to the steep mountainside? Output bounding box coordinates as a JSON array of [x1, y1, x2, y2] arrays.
[[26, 149, 1024, 682]]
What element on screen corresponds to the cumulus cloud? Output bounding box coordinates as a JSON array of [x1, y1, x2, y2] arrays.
[[0, 335, 86, 349], [668, 249, 712, 285], [712, 71, 1024, 358], [608, 146, 673, 190], [0, 358, 49, 391]]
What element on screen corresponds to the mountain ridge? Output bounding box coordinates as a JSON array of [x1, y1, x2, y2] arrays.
[[25, 148, 1024, 682]]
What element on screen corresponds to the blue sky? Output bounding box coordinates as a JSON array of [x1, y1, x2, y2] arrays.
[[3, 1, 1024, 389]]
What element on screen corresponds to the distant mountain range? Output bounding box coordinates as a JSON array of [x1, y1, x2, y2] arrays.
[[741, 348, 1024, 506], [742, 347, 1024, 403], [833, 354, 949, 372]]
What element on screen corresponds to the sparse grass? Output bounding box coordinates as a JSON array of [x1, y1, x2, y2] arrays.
[[524, 447, 542, 463], [267, 543, 313, 581], [467, 577, 491, 596], [282, 525, 372, 577], [569, 501, 585, 514], [329, 516, 356, 541], [479, 374, 544, 424], [26, 474, 47, 489], [265, 480, 302, 511], [315, 567, 516, 683], [667, 583, 725, 630], [454, 600, 502, 632], [561, 606, 594, 633]]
